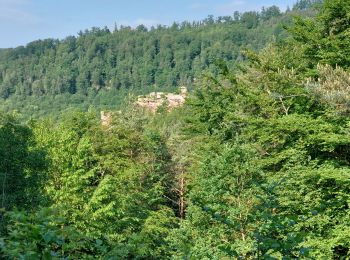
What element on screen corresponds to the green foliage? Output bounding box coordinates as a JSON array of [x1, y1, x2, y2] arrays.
[[172, 4, 350, 254], [289, 0, 350, 68], [1, 1, 350, 259], [307, 65, 350, 114], [0, 8, 310, 120], [293, 0, 323, 11], [1, 109, 178, 258], [0, 208, 106, 259], [0, 114, 47, 212], [172, 143, 262, 259]]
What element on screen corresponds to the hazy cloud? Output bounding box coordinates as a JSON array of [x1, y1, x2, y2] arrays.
[[189, 3, 208, 11], [0, 0, 29, 4], [135, 18, 159, 28], [0, 0, 40, 24], [216, 0, 247, 14], [116, 18, 160, 29]]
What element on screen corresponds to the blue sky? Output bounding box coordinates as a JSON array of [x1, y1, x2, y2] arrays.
[[0, 0, 297, 48]]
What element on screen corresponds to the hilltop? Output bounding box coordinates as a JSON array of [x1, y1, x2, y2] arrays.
[[0, 5, 316, 120]]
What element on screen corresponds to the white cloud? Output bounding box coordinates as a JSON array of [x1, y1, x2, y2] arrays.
[[0, 0, 40, 24]]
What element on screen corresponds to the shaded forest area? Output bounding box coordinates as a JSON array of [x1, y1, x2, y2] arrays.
[[1, 0, 349, 259]]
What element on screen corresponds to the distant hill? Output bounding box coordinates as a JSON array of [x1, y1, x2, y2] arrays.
[[0, 4, 317, 120]]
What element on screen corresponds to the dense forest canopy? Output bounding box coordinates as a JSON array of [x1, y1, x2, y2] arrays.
[[1, 0, 350, 259], [0, 4, 317, 120]]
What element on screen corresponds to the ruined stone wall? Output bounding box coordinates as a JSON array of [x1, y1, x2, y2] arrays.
[[136, 87, 187, 113]]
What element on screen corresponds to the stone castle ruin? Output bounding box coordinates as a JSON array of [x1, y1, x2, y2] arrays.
[[136, 86, 188, 113], [100, 111, 112, 126], [100, 87, 188, 126]]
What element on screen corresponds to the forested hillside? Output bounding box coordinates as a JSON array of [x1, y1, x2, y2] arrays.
[[1, 0, 349, 259], [0, 4, 316, 120]]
